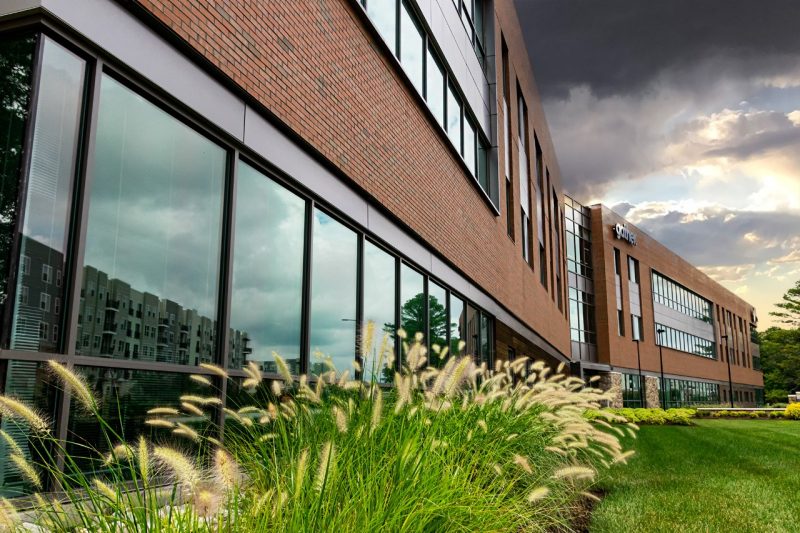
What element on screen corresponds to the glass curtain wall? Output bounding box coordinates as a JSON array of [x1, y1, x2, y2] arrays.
[[80, 74, 226, 366], [309, 209, 358, 376], [0, 29, 498, 496], [362, 240, 396, 383], [229, 162, 306, 374]]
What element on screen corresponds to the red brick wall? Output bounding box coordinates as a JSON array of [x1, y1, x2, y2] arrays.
[[131, 0, 572, 355]]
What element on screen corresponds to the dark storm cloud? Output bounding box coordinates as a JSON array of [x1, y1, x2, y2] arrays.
[[516, 0, 800, 99]]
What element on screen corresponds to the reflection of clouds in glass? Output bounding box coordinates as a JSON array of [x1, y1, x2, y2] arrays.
[[230, 162, 305, 366], [362, 241, 395, 382], [367, 0, 396, 50], [83, 75, 224, 318], [309, 210, 357, 374], [22, 37, 84, 252], [400, 4, 424, 92]]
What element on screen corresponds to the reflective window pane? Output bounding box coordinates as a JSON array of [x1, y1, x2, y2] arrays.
[[449, 293, 464, 355], [309, 210, 357, 376], [400, 2, 424, 93], [428, 282, 447, 366], [229, 162, 305, 374], [465, 304, 479, 357], [367, 0, 397, 54], [0, 35, 36, 330], [0, 360, 58, 497], [447, 83, 462, 152], [80, 76, 225, 365], [10, 37, 85, 353], [479, 312, 491, 365], [66, 368, 209, 472], [362, 241, 396, 383], [426, 47, 445, 128], [400, 263, 424, 353], [464, 117, 476, 175]]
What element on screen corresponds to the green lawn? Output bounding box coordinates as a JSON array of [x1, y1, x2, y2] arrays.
[[591, 419, 800, 532]]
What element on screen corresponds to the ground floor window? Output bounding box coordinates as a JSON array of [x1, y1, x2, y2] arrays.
[[621, 373, 643, 408], [661, 378, 719, 408]]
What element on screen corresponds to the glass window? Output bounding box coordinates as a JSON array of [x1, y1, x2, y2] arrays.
[[449, 293, 465, 356], [367, 0, 397, 54], [0, 35, 36, 338], [464, 117, 476, 175], [7, 37, 85, 353], [400, 2, 424, 93], [66, 367, 207, 472], [309, 210, 358, 376], [399, 263, 424, 355], [447, 83, 462, 152], [0, 360, 58, 497], [465, 304, 479, 357], [425, 46, 445, 128], [80, 75, 226, 365], [428, 282, 448, 366], [362, 241, 396, 383], [229, 161, 306, 374], [479, 312, 491, 365]]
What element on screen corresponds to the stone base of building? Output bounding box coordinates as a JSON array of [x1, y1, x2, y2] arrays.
[[643, 376, 661, 408]]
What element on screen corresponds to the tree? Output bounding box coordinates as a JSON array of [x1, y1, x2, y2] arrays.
[[758, 327, 800, 404], [770, 279, 800, 328]]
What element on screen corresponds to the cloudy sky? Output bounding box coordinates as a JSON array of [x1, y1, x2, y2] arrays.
[[517, 0, 800, 329]]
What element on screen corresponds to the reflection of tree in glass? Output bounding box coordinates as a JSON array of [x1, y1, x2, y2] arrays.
[[0, 36, 35, 308], [383, 293, 449, 368]]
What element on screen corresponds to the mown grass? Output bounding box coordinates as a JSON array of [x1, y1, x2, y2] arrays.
[[591, 419, 800, 532]]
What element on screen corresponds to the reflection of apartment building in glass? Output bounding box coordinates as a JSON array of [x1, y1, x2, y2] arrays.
[[565, 198, 764, 408], [0, 0, 762, 496], [77, 265, 248, 366]]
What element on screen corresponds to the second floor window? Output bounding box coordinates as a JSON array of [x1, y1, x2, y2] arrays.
[[452, 0, 485, 66]]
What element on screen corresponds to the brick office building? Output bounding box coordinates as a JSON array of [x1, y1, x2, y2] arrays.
[[565, 198, 764, 408], [0, 0, 762, 494]]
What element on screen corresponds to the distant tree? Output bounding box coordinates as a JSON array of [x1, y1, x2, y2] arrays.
[[758, 327, 800, 404], [770, 279, 800, 328]]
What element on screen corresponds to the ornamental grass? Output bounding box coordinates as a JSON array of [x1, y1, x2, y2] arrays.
[[0, 325, 635, 532]]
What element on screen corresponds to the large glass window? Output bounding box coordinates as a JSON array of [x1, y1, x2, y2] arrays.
[[464, 117, 476, 176], [399, 263, 424, 357], [66, 367, 208, 472], [7, 37, 85, 353], [0, 360, 58, 497], [428, 281, 448, 366], [229, 162, 306, 374], [366, 0, 397, 52], [465, 303, 479, 357], [447, 83, 462, 152], [0, 35, 36, 334], [362, 240, 396, 383], [80, 75, 226, 365], [309, 210, 357, 376], [399, 2, 424, 93], [449, 293, 465, 356], [425, 46, 445, 128]]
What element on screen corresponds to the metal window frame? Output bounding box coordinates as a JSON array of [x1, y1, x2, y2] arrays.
[[0, 14, 503, 494]]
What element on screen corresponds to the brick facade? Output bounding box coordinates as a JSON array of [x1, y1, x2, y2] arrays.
[[131, 0, 571, 358], [591, 205, 763, 391]]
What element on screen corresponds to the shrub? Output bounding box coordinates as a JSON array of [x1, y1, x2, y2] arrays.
[[0, 326, 634, 532], [785, 403, 800, 420], [587, 408, 695, 425]]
